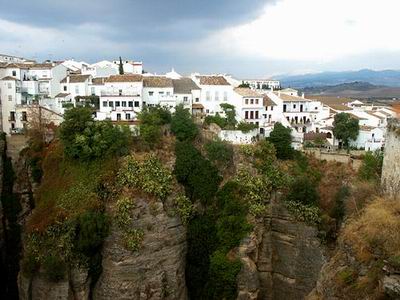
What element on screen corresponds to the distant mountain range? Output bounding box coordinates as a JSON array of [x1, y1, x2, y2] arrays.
[[278, 69, 400, 88], [300, 81, 400, 100]]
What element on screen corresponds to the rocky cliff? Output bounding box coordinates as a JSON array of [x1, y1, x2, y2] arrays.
[[93, 196, 187, 300], [237, 198, 326, 300]]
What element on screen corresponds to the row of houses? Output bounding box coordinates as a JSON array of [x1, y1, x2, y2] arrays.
[[0, 55, 397, 150]]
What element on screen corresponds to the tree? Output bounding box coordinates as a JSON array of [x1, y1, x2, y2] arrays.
[[332, 113, 359, 150], [220, 103, 237, 129], [171, 104, 198, 141], [119, 56, 124, 75], [286, 176, 319, 206], [358, 150, 383, 182], [268, 122, 294, 159], [204, 139, 233, 168], [59, 107, 131, 160], [137, 105, 171, 149], [238, 81, 250, 88]]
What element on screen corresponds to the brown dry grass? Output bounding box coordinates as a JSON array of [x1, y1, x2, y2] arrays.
[[342, 197, 400, 262]]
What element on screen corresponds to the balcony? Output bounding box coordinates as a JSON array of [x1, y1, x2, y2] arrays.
[[101, 90, 140, 97]]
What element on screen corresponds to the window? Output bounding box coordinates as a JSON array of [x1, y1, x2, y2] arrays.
[[122, 101, 127, 107], [10, 112, 15, 121], [102, 101, 107, 107], [22, 112, 27, 122], [75, 86, 79, 94], [245, 111, 249, 119], [119, 89, 122, 96], [116, 101, 120, 107], [149, 91, 154, 96], [63, 86, 67, 91], [255, 111, 259, 119], [206, 109, 210, 113], [223, 91, 228, 101], [250, 99, 254, 104], [206, 91, 211, 101], [215, 91, 219, 101], [166, 91, 171, 96], [195, 98, 199, 103], [128, 101, 133, 107], [109, 101, 114, 107], [250, 111, 254, 119], [245, 99, 249, 104], [91, 87, 95, 95], [183, 96, 188, 102], [126, 113, 131, 120], [8, 95, 12, 101], [283, 104, 287, 112], [7, 83, 12, 89], [134, 101, 139, 107], [117, 113, 121, 121], [255, 99, 259, 104], [271, 106, 273, 111], [12, 70, 16, 76], [293, 104, 296, 109], [159, 91, 164, 95]]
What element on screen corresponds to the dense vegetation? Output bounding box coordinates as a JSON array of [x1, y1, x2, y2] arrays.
[[268, 122, 294, 159], [332, 112, 360, 150]]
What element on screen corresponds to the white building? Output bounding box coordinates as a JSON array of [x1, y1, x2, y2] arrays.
[[232, 87, 264, 126], [112, 59, 143, 74], [142, 76, 175, 109], [191, 75, 234, 116], [97, 74, 143, 122], [242, 78, 281, 91], [172, 78, 201, 111], [60, 74, 92, 100]]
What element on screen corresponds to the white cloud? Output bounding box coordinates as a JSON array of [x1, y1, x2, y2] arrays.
[[203, 0, 400, 62]]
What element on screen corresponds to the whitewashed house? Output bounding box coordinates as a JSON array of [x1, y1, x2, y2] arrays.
[[97, 74, 143, 122], [171, 78, 201, 111], [60, 74, 92, 100], [142, 76, 175, 109], [232, 87, 264, 126], [191, 75, 234, 116], [242, 78, 281, 91]]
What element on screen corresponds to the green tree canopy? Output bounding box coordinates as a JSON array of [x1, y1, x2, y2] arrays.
[[220, 103, 237, 129], [119, 56, 124, 75], [268, 122, 294, 159], [332, 113, 359, 149], [137, 105, 171, 148], [171, 104, 198, 141]]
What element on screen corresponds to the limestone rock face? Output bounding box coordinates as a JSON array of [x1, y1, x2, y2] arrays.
[[383, 275, 400, 299], [236, 199, 326, 300], [18, 267, 91, 300], [93, 197, 187, 300]]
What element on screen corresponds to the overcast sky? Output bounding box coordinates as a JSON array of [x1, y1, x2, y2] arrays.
[[1, 0, 399, 78]]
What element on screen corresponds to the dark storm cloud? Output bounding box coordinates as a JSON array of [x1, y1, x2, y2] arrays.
[[0, 0, 273, 40]]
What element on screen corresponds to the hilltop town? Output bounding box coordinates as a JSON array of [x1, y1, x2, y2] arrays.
[[1, 53, 398, 151]]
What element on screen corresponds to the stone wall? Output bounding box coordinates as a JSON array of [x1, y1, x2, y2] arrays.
[[237, 199, 326, 300], [382, 118, 400, 198]]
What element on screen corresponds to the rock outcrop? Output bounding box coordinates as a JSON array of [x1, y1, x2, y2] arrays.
[[93, 196, 187, 300], [237, 198, 326, 300]]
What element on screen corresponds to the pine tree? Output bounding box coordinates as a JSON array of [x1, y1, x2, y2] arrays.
[[119, 56, 124, 75]]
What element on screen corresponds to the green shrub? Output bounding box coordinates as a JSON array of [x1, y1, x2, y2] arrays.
[[237, 121, 258, 133], [123, 229, 144, 252], [267, 122, 294, 160], [28, 156, 43, 183], [286, 176, 319, 206], [337, 267, 357, 285], [331, 185, 350, 223], [205, 113, 227, 129], [174, 195, 194, 225], [75, 211, 109, 256], [60, 108, 131, 160], [186, 214, 218, 300], [171, 104, 198, 141], [285, 200, 321, 225], [358, 150, 383, 182], [206, 250, 242, 300], [204, 139, 233, 168], [119, 155, 173, 200], [174, 142, 221, 204], [43, 255, 66, 282]]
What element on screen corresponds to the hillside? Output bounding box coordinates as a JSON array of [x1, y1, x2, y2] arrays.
[[278, 69, 400, 88], [302, 81, 400, 100]]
